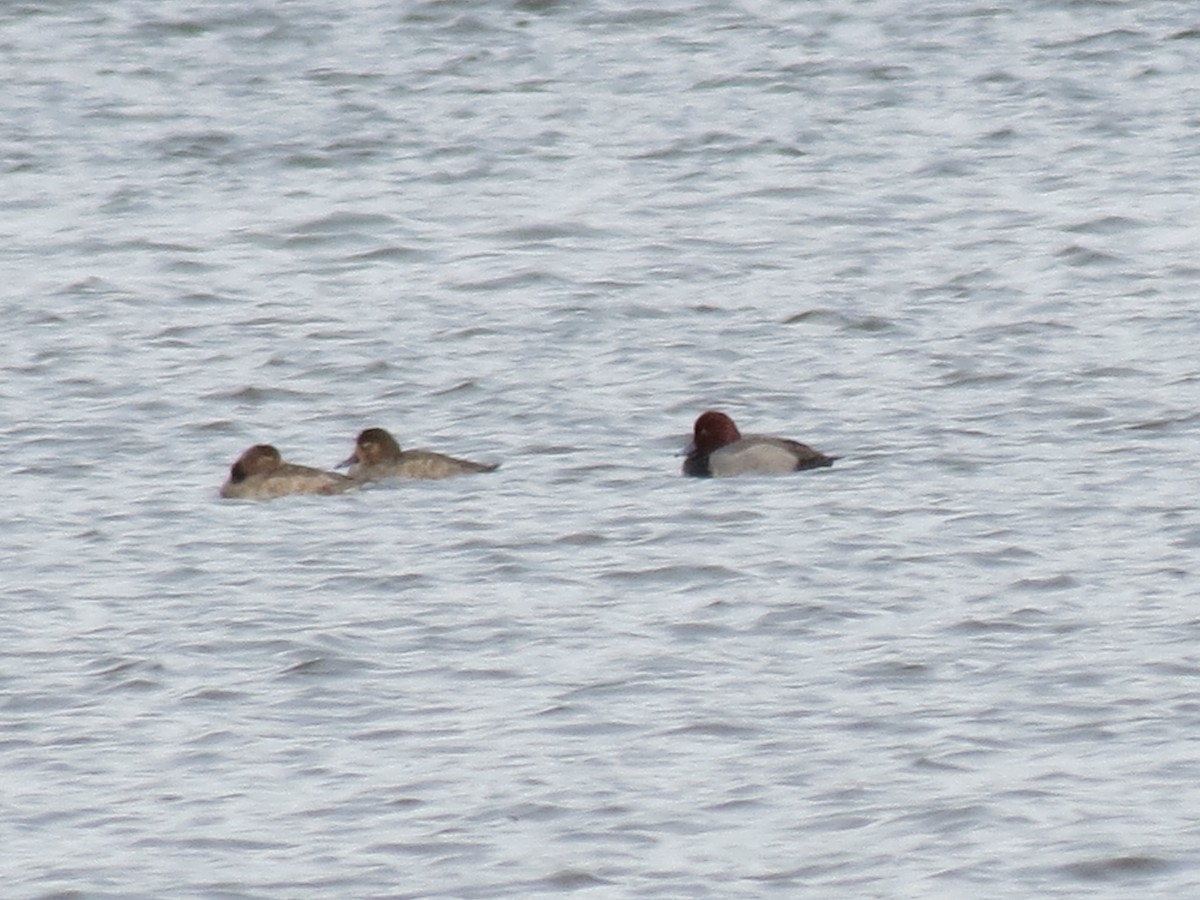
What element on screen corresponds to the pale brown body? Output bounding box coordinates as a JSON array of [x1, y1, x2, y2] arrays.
[[338, 427, 498, 482], [220, 444, 355, 500]]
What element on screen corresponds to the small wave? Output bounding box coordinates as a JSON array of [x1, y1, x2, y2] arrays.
[[601, 563, 744, 584], [1064, 214, 1141, 235], [1060, 854, 1173, 881], [1055, 244, 1123, 267], [783, 308, 894, 332]]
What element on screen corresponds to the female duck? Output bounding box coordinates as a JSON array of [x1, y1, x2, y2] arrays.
[[338, 427, 498, 482], [220, 444, 355, 500], [682, 410, 836, 477]]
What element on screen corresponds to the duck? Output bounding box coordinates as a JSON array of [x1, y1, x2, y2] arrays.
[[682, 410, 836, 477], [219, 444, 356, 500], [337, 427, 498, 482]]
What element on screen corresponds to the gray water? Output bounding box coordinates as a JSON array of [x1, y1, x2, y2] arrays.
[[3, 0, 1200, 896]]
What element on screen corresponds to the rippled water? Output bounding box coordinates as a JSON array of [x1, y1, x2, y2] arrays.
[[4, 0, 1200, 896]]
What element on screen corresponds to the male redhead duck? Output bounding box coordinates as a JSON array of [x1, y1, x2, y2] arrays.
[[220, 444, 355, 500], [337, 427, 498, 482], [682, 410, 836, 477]]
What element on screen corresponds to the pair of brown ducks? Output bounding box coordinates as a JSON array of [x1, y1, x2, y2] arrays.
[[219, 427, 496, 500], [220, 413, 836, 501]]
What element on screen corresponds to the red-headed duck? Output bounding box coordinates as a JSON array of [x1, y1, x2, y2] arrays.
[[219, 444, 355, 500], [337, 427, 498, 482], [682, 410, 836, 477]]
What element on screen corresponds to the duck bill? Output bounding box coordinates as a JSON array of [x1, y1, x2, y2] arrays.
[[676, 441, 696, 458], [335, 452, 359, 469]]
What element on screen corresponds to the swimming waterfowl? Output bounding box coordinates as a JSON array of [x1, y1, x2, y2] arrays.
[[220, 444, 355, 500], [338, 427, 498, 481], [682, 410, 836, 477]]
